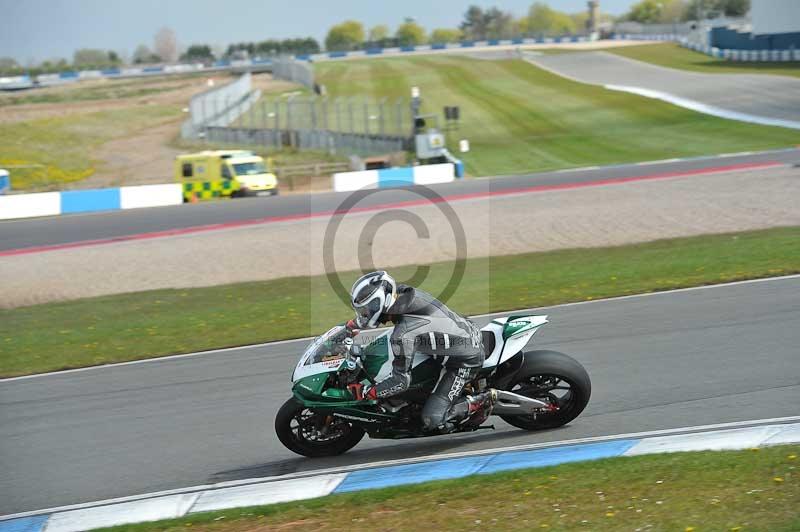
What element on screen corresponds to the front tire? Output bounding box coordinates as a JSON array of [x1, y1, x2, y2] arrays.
[[499, 350, 591, 431], [275, 398, 365, 457]]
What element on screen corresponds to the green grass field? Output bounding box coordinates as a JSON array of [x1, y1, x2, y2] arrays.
[[313, 55, 799, 177], [606, 42, 800, 78], [98, 445, 800, 532], [1, 226, 798, 377]]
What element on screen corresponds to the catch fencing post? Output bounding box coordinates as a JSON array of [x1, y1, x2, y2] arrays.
[[310, 98, 318, 149], [202, 96, 208, 143], [274, 100, 280, 147], [363, 99, 370, 135], [379, 98, 386, 135], [226, 96, 232, 142], [336, 98, 342, 133], [396, 98, 403, 136], [348, 98, 355, 134], [287, 96, 294, 148]]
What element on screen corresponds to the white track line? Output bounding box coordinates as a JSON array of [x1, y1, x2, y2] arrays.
[[523, 54, 800, 130], [3, 415, 799, 521], [2, 273, 798, 383], [605, 84, 800, 130]]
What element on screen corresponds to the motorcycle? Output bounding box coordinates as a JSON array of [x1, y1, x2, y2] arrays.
[[275, 314, 591, 457]]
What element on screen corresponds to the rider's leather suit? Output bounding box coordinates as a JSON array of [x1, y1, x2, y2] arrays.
[[372, 284, 484, 431]]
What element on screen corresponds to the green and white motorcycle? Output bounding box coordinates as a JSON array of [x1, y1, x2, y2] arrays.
[[276, 315, 591, 457]]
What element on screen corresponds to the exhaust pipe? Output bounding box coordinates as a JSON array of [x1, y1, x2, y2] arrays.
[[491, 389, 551, 415]]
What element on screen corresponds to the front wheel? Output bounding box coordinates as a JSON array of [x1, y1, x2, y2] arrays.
[[275, 398, 365, 457], [499, 350, 591, 431]]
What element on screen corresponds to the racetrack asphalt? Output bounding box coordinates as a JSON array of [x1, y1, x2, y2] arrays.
[[526, 51, 800, 123], [1, 276, 798, 515], [1, 148, 798, 254]]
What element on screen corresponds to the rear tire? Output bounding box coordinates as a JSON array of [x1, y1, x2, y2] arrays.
[[275, 398, 365, 457], [499, 350, 591, 431]]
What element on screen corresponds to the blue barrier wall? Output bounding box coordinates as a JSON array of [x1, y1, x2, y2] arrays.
[[0, 173, 9, 195], [711, 27, 800, 50], [377, 167, 414, 187], [60, 188, 121, 214]]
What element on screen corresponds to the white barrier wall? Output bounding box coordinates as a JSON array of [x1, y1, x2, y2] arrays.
[[332, 164, 455, 192], [120, 184, 183, 209], [332, 170, 379, 192], [0, 184, 184, 221], [412, 163, 456, 185], [0, 192, 61, 220]]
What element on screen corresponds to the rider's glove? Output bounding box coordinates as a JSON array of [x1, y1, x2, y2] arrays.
[[346, 383, 377, 401], [345, 319, 360, 337], [363, 385, 377, 401]]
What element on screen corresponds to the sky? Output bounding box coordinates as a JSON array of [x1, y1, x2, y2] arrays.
[[1, 0, 638, 64]]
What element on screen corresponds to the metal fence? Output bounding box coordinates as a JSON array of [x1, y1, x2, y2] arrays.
[[181, 73, 261, 139], [271, 57, 315, 89], [201, 96, 413, 156]]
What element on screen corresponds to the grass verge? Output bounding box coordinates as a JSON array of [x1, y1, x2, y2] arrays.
[[0, 105, 182, 190], [312, 55, 798, 177], [98, 445, 800, 532], [605, 42, 800, 78], [0, 74, 210, 107], [1, 226, 799, 378]]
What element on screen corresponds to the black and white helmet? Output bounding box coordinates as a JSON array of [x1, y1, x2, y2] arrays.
[[350, 271, 397, 329]]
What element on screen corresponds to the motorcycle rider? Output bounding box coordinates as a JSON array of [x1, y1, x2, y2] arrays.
[[345, 271, 495, 433]]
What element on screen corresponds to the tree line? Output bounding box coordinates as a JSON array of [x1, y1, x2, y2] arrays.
[[1, 1, 751, 76], [623, 0, 749, 24], [321, 0, 750, 51], [0, 29, 321, 76], [323, 4, 606, 52]]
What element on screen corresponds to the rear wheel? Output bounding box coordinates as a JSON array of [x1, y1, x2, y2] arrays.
[[275, 398, 365, 457], [499, 350, 591, 431]]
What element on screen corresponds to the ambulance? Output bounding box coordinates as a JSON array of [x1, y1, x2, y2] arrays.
[[175, 150, 278, 199]]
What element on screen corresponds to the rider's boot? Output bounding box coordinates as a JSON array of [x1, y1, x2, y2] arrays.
[[445, 389, 497, 429], [463, 389, 498, 426]]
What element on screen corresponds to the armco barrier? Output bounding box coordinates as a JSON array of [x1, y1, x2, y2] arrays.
[[0, 184, 183, 220], [333, 163, 455, 192]]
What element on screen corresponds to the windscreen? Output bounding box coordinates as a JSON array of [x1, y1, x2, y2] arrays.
[[301, 326, 349, 366], [232, 161, 267, 176]]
